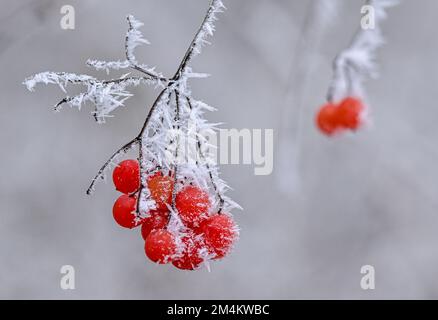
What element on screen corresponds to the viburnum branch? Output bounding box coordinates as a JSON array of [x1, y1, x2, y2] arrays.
[[24, 0, 241, 270], [25, 0, 239, 218]]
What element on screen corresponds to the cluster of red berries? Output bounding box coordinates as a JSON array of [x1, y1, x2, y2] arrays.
[[112, 160, 239, 270], [316, 97, 365, 136]]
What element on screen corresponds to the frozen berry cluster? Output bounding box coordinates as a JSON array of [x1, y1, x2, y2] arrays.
[[112, 160, 239, 270]]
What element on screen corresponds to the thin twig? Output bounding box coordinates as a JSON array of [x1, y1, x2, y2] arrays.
[[170, 89, 182, 212], [86, 138, 139, 195], [173, 0, 223, 79], [54, 76, 159, 111], [125, 16, 168, 82]]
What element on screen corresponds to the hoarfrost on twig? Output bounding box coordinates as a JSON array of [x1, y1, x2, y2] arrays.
[[24, 0, 239, 220], [327, 0, 399, 103]]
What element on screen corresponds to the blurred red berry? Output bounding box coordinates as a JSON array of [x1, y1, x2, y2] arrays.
[[145, 230, 176, 264], [147, 171, 174, 212], [172, 233, 205, 270], [176, 186, 211, 228], [337, 97, 364, 130], [316, 103, 340, 136], [113, 195, 141, 229], [141, 210, 169, 240], [113, 160, 140, 194], [199, 214, 238, 259]]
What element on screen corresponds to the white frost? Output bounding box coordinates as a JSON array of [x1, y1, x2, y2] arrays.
[[327, 0, 398, 102]]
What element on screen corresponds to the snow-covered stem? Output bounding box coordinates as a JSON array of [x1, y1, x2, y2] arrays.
[[170, 89, 182, 213], [327, 0, 398, 103], [86, 138, 139, 195], [125, 15, 167, 82], [173, 0, 225, 79]]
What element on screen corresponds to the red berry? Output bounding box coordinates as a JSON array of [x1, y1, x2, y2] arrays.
[[172, 233, 205, 270], [147, 171, 174, 212], [316, 103, 341, 136], [113, 160, 140, 194], [141, 210, 169, 240], [337, 97, 364, 130], [113, 195, 141, 229], [145, 230, 176, 264], [199, 214, 238, 259], [176, 186, 211, 228]]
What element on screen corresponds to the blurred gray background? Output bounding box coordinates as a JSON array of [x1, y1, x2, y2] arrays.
[[1, 0, 438, 299]]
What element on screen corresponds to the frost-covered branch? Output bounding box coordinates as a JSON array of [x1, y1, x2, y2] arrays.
[[173, 0, 225, 79], [24, 71, 159, 122], [86, 15, 167, 82], [327, 0, 398, 102], [124, 15, 167, 81], [24, 0, 238, 218], [170, 89, 182, 212], [24, 14, 169, 123]]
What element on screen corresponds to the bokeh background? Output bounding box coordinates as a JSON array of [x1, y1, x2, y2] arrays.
[[1, 0, 438, 299]]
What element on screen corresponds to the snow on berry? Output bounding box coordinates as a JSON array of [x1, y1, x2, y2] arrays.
[[172, 232, 206, 271], [141, 210, 169, 240], [113, 159, 140, 194], [145, 230, 177, 264], [176, 186, 211, 228], [113, 195, 142, 229], [25, 0, 240, 270], [147, 171, 174, 212], [199, 214, 238, 260]]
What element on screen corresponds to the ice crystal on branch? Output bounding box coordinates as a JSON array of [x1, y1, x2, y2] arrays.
[[327, 0, 398, 103], [24, 0, 237, 227]]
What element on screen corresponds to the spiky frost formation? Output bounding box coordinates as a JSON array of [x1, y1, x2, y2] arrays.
[[327, 0, 398, 103], [24, 0, 239, 234]]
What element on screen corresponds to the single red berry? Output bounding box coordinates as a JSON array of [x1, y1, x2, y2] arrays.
[[145, 230, 177, 264], [199, 214, 238, 260], [113, 195, 141, 229], [113, 160, 140, 194], [176, 186, 211, 228], [147, 171, 174, 212], [316, 103, 341, 136], [172, 233, 205, 270], [337, 97, 364, 130], [141, 210, 169, 240]]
